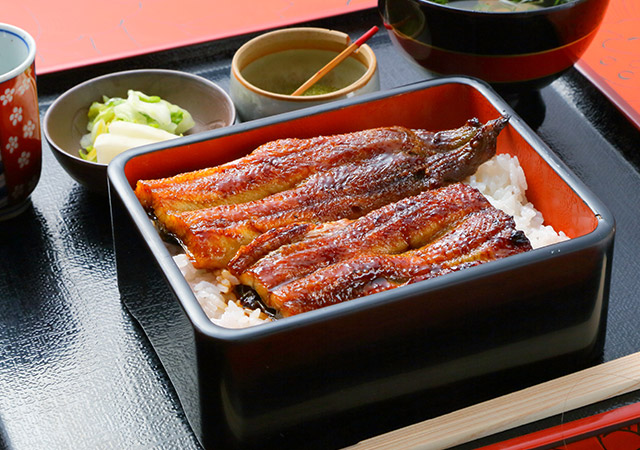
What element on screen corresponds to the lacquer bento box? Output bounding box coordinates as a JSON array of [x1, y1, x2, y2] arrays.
[[108, 77, 614, 449]]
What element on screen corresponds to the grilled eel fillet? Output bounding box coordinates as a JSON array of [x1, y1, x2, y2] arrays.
[[229, 182, 491, 294], [135, 119, 487, 221], [234, 183, 532, 317], [137, 117, 509, 269]]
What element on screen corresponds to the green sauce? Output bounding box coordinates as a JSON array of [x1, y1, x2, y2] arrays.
[[241, 49, 366, 97], [298, 83, 339, 96]]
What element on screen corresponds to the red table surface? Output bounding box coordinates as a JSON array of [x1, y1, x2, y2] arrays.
[[576, 0, 640, 131], [4, 0, 377, 74], [4, 1, 639, 129]]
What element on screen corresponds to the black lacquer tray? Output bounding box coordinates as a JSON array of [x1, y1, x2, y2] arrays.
[[1, 8, 639, 450]]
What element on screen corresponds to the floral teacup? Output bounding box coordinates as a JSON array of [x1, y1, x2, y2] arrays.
[[0, 23, 41, 220]]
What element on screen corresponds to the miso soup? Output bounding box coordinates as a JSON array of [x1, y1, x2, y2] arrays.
[[431, 0, 573, 12]]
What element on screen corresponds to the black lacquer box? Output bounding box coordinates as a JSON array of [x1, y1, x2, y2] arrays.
[[108, 78, 615, 449]]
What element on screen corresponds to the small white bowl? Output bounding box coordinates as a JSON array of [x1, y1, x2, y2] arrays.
[[44, 69, 236, 194], [230, 27, 379, 121]]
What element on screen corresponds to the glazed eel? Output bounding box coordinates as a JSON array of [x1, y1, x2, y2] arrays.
[[232, 183, 532, 317], [136, 117, 509, 269]]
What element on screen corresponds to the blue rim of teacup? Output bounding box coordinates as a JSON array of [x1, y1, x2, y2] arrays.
[[0, 23, 37, 84]]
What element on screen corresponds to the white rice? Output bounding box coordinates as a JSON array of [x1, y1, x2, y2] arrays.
[[174, 153, 567, 328], [172, 251, 270, 328], [465, 153, 568, 249]]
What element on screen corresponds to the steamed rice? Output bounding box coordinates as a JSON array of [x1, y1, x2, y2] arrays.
[[465, 154, 568, 249], [174, 154, 567, 328], [172, 253, 268, 328]]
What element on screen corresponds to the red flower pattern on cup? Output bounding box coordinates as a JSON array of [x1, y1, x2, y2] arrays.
[[1, 88, 15, 105], [17, 151, 30, 169], [16, 76, 31, 96], [10, 106, 23, 126], [23, 120, 36, 139], [6, 136, 19, 154]]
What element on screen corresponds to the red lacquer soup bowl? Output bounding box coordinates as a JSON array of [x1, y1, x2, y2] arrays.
[[379, 0, 610, 94]]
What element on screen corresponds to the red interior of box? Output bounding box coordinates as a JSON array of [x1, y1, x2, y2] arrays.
[[124, 82, 598, 239]]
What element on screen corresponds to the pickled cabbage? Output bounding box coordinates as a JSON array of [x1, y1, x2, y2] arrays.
[[79, 90, 195, 164]]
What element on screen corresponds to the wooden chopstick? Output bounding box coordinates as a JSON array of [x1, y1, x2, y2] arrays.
[[346, 351, 640, 450], [291, 26, 379, 96]]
